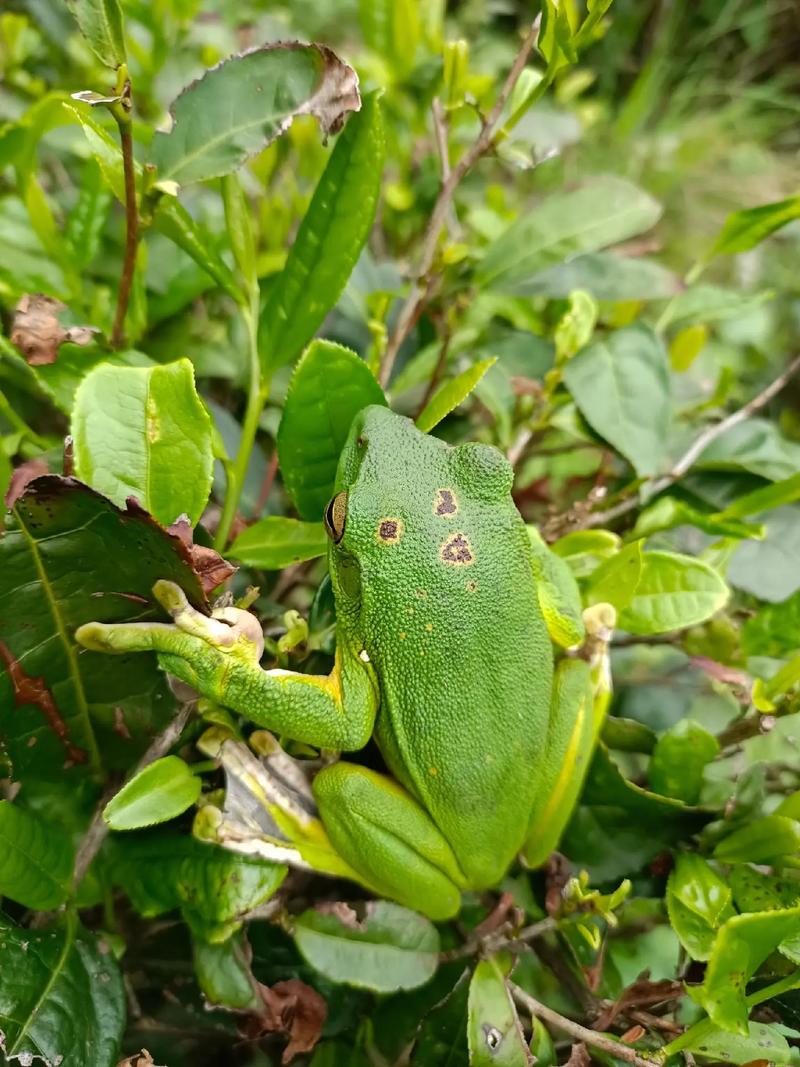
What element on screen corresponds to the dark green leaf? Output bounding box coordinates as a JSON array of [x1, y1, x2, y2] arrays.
[[194, 931, 261, 1010], [416, 358, 497, 434], [66, 0, 126, 68], [151, 43, 360, 186], [0, 913, 125, 1065], [0, 478, 203, 785], [478, 178, 662, 292], [103, 756, 202, 830], [72, 359, 214, 526], [618, 551, 729, 634], [649, 720, 719, 804], [743, 591, 800, 656], [278, 340, 387, 521], [563, 324, 670, 478], [0, 801, 73, 909], [411, 970, 470, 1066], [260, 92, 384, 373], [294, 901, 439, 992], [112, 833, 287, 942], [228, 516, 327, 569], [467, 955, 528, 1067]]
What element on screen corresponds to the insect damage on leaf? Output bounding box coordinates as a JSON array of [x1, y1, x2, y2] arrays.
[[0, 638, 87, 765], [11, 293, 97, 365]]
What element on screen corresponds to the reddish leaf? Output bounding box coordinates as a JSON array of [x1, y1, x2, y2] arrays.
[[242, 979, 327, 1064], [4, 458, 49, 507]]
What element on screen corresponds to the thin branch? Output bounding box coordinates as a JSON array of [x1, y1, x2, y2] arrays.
[[72, 700, 195, 888], [583, 353, 800, 529], [510, 985, 659, 1067], [111, 79, 138, 349], [379, 20, 540, 387], [440, 916, 556, 961]]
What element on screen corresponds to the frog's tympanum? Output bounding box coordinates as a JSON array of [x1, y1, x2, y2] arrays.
[[77, 406, 611, 919]]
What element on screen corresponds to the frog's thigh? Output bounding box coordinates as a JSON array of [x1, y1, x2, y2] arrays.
[[313, 763, 465, 921]]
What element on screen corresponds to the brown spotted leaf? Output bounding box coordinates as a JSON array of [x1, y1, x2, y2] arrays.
[[11, 293, 97, 365], [0, 477, 205, 788], [241, 979, 327, 1064]]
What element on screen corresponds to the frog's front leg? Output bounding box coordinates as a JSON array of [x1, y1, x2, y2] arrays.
[[313, 763, 467, 921], [75, 581, 379, 751]]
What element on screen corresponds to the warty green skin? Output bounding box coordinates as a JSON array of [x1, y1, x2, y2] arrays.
[[326, 405, 553, 888]]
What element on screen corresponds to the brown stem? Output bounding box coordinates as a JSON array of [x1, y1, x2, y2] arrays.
[[72, 699, 195, 888], [583, 353, 800, 529], [111, 87, 138, 349], [379, 20, 540, 387], [256, 449, 280, 516], [415, 328, 452, 418], [510, 985, 660, 1067]]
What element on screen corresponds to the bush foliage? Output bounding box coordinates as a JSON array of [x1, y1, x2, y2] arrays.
[[2, 1, 800, 1064]]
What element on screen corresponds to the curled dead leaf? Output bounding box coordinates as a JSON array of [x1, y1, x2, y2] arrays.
[[166, 514, 237, 595], [116, 1052, 164, 1067], [11, 293, 98, 365], [241, 979, 327, 1064], [4, 459, 49, 507]]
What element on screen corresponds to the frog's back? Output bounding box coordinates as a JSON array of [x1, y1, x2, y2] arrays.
[[339, 407, 552, 887]]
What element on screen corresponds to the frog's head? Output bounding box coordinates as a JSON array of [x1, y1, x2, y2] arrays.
[[323, 405, 515, 617]]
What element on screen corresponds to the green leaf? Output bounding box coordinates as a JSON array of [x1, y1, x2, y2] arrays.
[[112, 834, 287, 942], [103, 756, 202, 830], [66, 0, 126, 68], [562, 324, 671, 478], [667, 854, 734, 961], [411, 970, 470, 1065], [260, 92, 384, 373], [714, 815, 800, 865], [477, 177, 662, 292], [151, 43, 360, 186], [228, 516, 327, 569], [550, 529, 621, 578], [662, 284, 774, 329], [278, 340, 387, 521], [65, 158, 112, 270], [649, 720, 720, 804], [585, 540, 644, 612], [697, 417, 800, 482], [64, 101, 138, 203], [618, 551, 729, 635], [416, 357, 497, 434], [529, 1018, 557, 1067], [707, 196, 800, 260], [727, 504, 800, 604], [221, 173, 257, 297], [527, 527, 585, 648], [154, 198, 244, 304], [730, 865, 800, 914], [684, 1021, 794, 1065], [0, 478, 203, 785], [719, 471, 800, 519], [512, 253, 680, 300], [690, 905, 800, 1032], [631, 496, 764, 541], [467, 956, 528, 1067], [0, 801, 74, 909], [0, 913, 125, 1065], [294, 901, 439, 992], [194, 931, 261, 1010], [72, 358, 214, 526]]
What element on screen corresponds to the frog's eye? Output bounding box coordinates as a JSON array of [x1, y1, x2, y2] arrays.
[[324, 491, 348, 543]]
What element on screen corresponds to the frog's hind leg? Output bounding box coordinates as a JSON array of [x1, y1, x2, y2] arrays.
[[313, 762, 467, 921]]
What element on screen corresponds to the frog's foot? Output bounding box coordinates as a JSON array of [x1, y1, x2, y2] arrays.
[[313, 763, 467, 921], [75, 580, 264, 664]]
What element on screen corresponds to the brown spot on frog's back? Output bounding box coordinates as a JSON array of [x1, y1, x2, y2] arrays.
[[376, 517, 403, 544], [440, 533, 474, 566], [433, 488, 459, 516]]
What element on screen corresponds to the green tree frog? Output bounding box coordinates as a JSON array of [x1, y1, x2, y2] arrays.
[[77, 406, 611, 920]]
